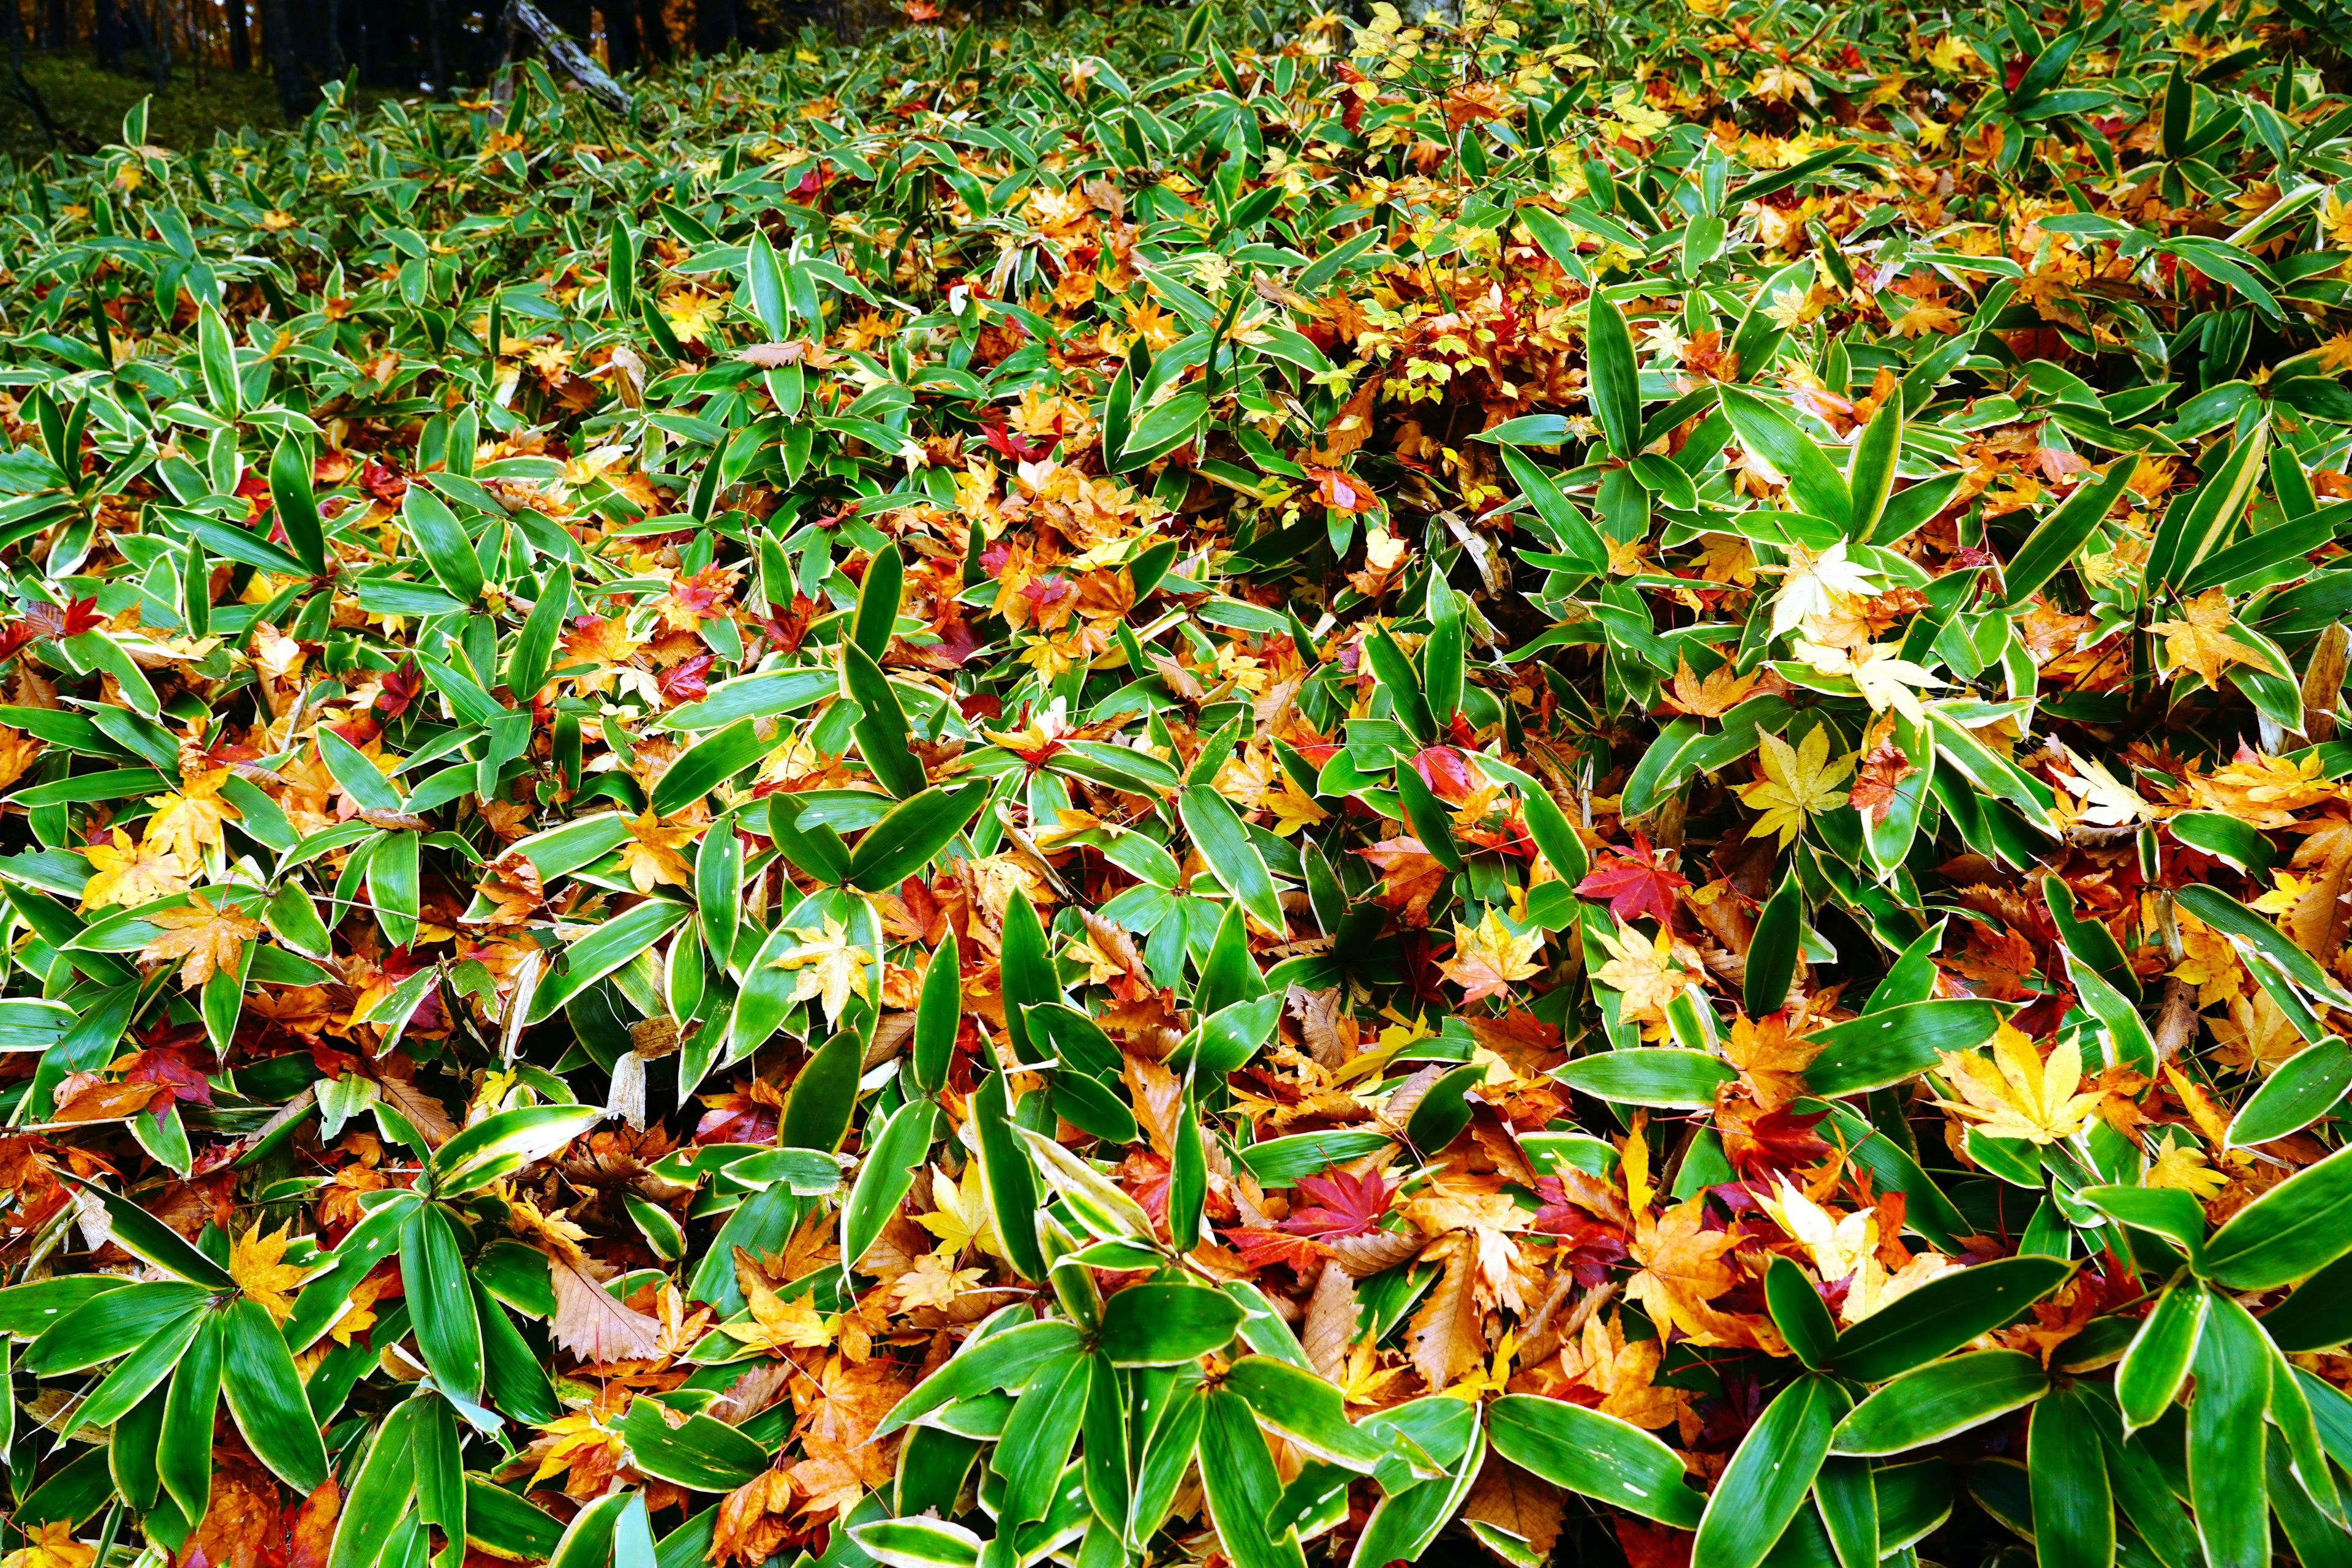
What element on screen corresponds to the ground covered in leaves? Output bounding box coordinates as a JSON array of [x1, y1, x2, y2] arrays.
[[6, 3, 2352, 1568]]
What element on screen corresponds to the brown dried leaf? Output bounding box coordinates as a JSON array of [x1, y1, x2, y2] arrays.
[[546, 1249, 667, 1363], [1302, 1261, 1360, 1381], [1406, 1238, 1482, 1392]]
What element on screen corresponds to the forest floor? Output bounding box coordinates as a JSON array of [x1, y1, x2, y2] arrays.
[[1, 50, 389, 161]]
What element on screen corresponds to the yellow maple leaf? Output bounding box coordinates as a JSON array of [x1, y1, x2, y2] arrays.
[[723, 1247, 835, 1353], [1665, 655, 1760, 719], [617, 807, 699, 892], [1739, 726, 1854, 848], [2, 1521, 94, 1568], [914, 1163, 1005, 1262], [1765, 540, 1879, 640], [658, 288, 729, 345], [143, 769, 238, 862], [2147, 589, 2264, 687], [771, 918, 870, 1024], [80, 827, 192, 911], [139, 890, 262, 989], [228, 1221, 309, 1322], [1626, 1197, 1741, 1343], [1590, 920, 1694, 1030], [2146, 1133, 2228, 1200], [1724, 1011, 1819, 1109], [1439, 908, 1545, 1004], [1936, 1023, 2103, 1145], [891, 1251, 987, 1311], [0, 723, 41, 792], [1216, 744, 1330, 835], [529, 1411, 625, 1488]]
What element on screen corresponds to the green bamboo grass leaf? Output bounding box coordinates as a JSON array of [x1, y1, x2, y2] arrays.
[[1098, 1281, 1245, 1365], [429, 1103, 604, 1197], [1199, 1388, 1310, 1568], [2029, 1387, 2115, 1568], [1814, 1457, 1879, 1568], [1843, 391, 1903, 543], [1996, 456, 2136, 608], [851, 1518, 985, 1568], [2146, 422, 2271, 590], [2226, 1038, 2352, 1147], [1498, 445, 1610, 574], [2200, 1137, 2352, 1289], [329, 1400, 424, 1568], [221, 1298, 329, 1491], [269, 435, 328, 576], [911, 932, 959, 1095], [1488, 1395, 1703, 1528], [651, 718, 769, 816], [1179, 785, 1287, 934], [779, 1028, 864, 1152], [842, 638, 924, 798], [196, 303, 242, 416], [402, 1203, 483, 1398], [72, 1306, 206, 1432], [843, 1097, 937, 1272], [1832, 1257, 2076, 1382], [845, 782, 986, 891], [1745, 875, 1802, 1016], [744, 228, 790, 336], [876, 1316, 1084, 1436], [159, 1310, 224, 1520], [2116, 1282, 2206, 1434], [1833, 1350, 2049, 1455], [1718, 386, 1852, 533], [1765, 1255, 1837, 1370], [2188, 1294, 2271, 1568], [1585, 292, 1641, 461], [1693, 1374, 1846, 1568], [972, 1069, 1049, 1280], [401, 484, 483, 605]]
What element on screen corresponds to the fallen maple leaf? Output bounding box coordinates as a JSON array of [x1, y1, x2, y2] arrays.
[[1738, 726, 1854, 848], [1575, 832, 1689, 925], [771, 918, 870, 1024], [1625, 1197, 1741, 1343], [2148, 588, 2264, 687], [140, 890, 263, 989], [80, 827, 190, 911], [1281, 1167, 1397, 1238], [1441, 908, 1545, 1003], [229, 1222, 310, 1322], [1935, 1022, 2103, 1145]]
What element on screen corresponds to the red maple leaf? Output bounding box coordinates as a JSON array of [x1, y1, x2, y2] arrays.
[[1719, 1102, 1832, 1179], [375, 659, 424, 722], [1279, 1167, 1395, 1238], [1575, 832, 1689, 926], [1410, 745, 1480, 803], [655, 654, 715, 707], [981, 420, 1051, 462], [1226, 1226, 1332, 1275], [116, 1047, 215, 1107], [12, 595, 104, 644]]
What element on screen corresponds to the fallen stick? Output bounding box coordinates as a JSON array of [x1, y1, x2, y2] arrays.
[[498, 0, 634, 115]]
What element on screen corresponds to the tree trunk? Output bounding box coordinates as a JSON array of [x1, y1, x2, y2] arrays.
[[228, 0, 251, 73], [423, 0, 443, 91], [499, 0, 631, 111], [96, 0, 125, 70], [261, 0, 315, 117], [694, 0, 734, 55], [633, 0, 666, 61], [599, 0, 636, 74]]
